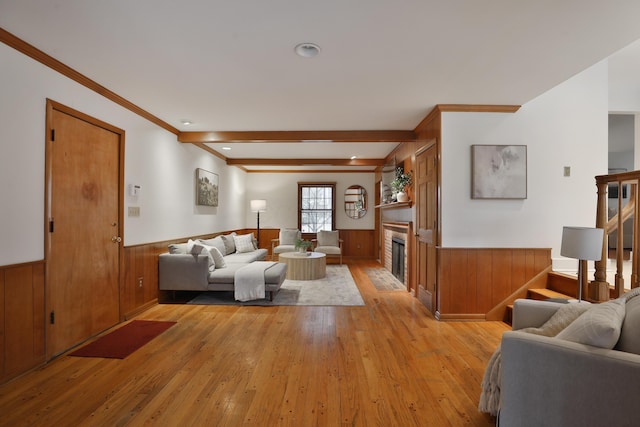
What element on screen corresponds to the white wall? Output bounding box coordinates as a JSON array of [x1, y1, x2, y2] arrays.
[[441, 61, 609, 271], [245, 172, 375, 231], [0, 42, 245, 265], [1, 38, 609, 268]]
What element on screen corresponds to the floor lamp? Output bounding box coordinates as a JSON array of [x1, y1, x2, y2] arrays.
[[250, 199, 267, 247], [560, 226, 604, 302]]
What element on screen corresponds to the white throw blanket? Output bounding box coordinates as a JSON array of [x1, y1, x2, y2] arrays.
[[478, 302, 590, 416], [234, 261, 275, 302]]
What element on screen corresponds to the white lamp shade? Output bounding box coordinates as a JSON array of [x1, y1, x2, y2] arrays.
[[250, 199, 267, 212], [560, 226, 604, 261]]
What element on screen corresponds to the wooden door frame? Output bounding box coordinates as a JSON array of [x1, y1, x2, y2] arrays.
[[44, 99, 125, 358]]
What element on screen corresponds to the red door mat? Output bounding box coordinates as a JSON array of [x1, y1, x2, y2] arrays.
[[69, 320, 176, 359]]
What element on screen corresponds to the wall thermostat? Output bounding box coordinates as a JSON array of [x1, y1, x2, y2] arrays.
[[129, 184, 141, 197]]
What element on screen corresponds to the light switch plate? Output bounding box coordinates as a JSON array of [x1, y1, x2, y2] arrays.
[[128, 206, 140, 217]]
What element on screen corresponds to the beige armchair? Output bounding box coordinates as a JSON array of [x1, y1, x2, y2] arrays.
[[271, 229, 301, 260], [313, 230, 343, 265]]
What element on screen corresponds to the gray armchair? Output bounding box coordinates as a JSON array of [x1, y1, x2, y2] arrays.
[[498, 298, 640, 427]]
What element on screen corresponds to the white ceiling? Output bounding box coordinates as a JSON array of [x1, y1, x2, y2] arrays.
[[3, 0, 640, 170]]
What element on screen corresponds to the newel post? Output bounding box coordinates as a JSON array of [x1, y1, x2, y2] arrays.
[[590, 179, 610, 302]]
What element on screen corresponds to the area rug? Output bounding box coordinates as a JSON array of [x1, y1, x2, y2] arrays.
[[69, 320, 176, 359], [188, 265, 365, 306], [364, 267, 406, 291]]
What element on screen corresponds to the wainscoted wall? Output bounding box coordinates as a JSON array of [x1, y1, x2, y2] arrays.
[[437, 247, 551, 319], [260, 228, 375, 260], [0, 261, 45, 383]]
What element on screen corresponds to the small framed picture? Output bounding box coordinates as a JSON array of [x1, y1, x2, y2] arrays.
[[471, 145, 527, 199], [196, 168, 218, 207]]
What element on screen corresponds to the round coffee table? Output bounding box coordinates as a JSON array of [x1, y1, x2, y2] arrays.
[[279, 252, 327, 280]]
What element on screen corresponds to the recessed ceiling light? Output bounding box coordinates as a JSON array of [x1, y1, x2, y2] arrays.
[[181, 120, 193, 125], [222, 146, 232, 151], [351, 155, 357, 160], [294, 43, 321, 58]]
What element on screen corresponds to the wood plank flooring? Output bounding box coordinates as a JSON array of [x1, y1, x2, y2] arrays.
[[0, 259, 508, 426]]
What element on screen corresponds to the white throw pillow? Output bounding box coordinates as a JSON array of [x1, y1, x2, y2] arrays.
[[556, 298, 626, 349], [233, 233, 255, 253], [201, 243, 226, 269], [187, 239, 199, 254], [190, 242, 216, 272]]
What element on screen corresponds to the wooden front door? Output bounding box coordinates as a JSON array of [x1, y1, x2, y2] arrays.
[[46, 100, 123, 357], [415, 142, 438, 314]]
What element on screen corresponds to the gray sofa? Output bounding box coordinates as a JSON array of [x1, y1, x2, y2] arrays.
[[159, 233, 287, 300], [499, 296, 640, 426]]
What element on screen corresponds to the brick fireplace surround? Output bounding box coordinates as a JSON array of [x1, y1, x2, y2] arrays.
[[382, 222, 411, 289]]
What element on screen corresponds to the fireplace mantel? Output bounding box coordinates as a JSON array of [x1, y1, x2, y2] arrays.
[[382, 221, 410, 231]]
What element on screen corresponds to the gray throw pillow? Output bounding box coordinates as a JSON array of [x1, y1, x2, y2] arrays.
[[168, 243, 188, 254], [221, 232, 237, 255], [199, 236, 226, 258]]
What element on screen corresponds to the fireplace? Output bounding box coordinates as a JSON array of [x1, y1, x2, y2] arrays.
[[392, 237, 405, 282], [382, 222, 411, 288]]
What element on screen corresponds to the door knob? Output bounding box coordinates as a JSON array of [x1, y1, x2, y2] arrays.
[[111, 236, 122, 243]]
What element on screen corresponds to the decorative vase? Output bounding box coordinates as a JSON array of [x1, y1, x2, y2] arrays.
[[396, 191, 409, 202]]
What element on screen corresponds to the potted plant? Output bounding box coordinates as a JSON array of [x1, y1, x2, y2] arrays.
[[390, 167, 413, 202], [294, 238, 313, 254]]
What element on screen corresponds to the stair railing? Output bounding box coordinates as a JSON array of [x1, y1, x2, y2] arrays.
[[593, 171, 639, 301]]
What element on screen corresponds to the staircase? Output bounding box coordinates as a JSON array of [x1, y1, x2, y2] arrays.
[[504, 272, 580, 325], [504, 271, 619, 324], [502, 170, 640, 325]]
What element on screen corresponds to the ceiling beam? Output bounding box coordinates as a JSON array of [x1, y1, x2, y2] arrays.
[[226, 158, 385, 166], [178, 130, 416, 143], [0, 28, 180, 135], [245, 169, 376, 173], [193, 143, 227, 161]]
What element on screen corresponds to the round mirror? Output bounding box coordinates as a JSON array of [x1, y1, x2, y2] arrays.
[[344, 185, 367, 219]]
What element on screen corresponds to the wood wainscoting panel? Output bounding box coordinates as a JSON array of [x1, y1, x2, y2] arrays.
[[1, 261, 46, 383], [438, 248, 551, 318], [122, 243, 169, 320], [340, 229, 375, 259], [248, 228, 375, 259]]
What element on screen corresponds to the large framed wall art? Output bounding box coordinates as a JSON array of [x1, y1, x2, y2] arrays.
[[196, 168, 219, 207], [471, 145, 527, 199]]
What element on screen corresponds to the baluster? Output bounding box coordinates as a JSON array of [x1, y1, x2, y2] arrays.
[[632, 183, 639, 289], [615, 180, 625, 297], [591, 179, 610, 301]]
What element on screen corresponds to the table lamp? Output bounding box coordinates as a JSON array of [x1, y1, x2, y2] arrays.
[[560, 226, 604, 302]]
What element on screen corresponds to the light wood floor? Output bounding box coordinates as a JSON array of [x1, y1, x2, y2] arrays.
[[0, 259, 508, 426]]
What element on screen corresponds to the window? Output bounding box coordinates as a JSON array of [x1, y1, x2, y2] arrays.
[[298, 183, 336, 232]]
